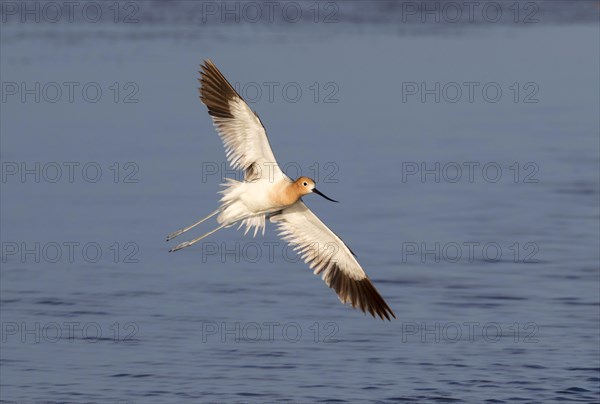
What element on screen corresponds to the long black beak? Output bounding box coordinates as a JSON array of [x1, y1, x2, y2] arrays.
[[313, 188, 339, 203]]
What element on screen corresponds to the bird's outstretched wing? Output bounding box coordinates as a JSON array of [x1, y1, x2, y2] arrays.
[[199, 60, 284, 181], [270, 201, 396, 320]]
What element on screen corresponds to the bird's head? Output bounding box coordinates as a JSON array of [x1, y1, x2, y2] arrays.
[[294, 176, 338, 202]]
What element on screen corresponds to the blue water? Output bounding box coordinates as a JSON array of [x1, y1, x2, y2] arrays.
[[1, 2, 599, 403]]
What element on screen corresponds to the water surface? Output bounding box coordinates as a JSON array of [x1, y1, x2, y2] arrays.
[[1, 2, 599, 403]]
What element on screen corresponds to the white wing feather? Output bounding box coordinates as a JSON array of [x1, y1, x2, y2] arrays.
[[200, 60, 285, 181], [270, 201, 396, 320]]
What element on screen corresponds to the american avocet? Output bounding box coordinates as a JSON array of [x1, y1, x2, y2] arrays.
[[167, 60, 395, 321]]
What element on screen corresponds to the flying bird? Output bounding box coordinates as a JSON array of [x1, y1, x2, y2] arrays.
[[167, 60, 395, 321]]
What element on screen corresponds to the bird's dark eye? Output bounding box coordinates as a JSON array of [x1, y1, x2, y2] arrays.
[[303, 182, 308, 186]]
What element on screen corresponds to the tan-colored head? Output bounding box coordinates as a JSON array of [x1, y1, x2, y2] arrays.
[[293, 176, 316, 196], [293, 176, 338, 202]]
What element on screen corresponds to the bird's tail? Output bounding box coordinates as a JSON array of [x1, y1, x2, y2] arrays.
[[216, 179, 266, 236], [167, 179, 266, 252]]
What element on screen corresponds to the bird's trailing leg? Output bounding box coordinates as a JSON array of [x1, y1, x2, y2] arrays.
[[166, 209, 220, 241], [169, 222, 229, 252]]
